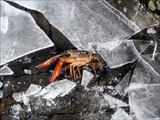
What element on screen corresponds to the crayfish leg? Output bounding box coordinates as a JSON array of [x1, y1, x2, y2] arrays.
[[50, 60, 63, 83]]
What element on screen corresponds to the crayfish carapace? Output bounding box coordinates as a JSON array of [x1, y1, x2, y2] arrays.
[[36, 50, 106, 83]]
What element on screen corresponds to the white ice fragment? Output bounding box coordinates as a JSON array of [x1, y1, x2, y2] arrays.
[[0, 91, 3, 98], [25, 84, 42, 97], [24, 69, 32, 75], [102, 93, 129, 108], [81, 70, 94, 87], [152, 42, 157, 60], [12, 92, 23, 102], [0, 66, 14, 76], [115, 71, 131, 96], [0, 16, 8, 34], [91, 86, 104, 92], [147, 28, 156, 34], [41, 79, 76, 100], [46, 99, 56, 107], [10, 104, 22, 120], [22, 93, 31, 112], [111, 108, 132, 120], [127, 83, 160, 120], [123, 7, 127, 13], [0, 81, 3, 88]]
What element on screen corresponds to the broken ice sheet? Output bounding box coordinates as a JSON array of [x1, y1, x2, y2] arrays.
[[0, 1, 53, 65], [102, 93, 128, 108], [97, 40, 147, 68], [131, 56, 160, 84], [11, 0, 137, 50], [37, 79, 76, 100], [115, 71, 131, 96], [0, 66, 14, 76], [127, 83, 160, 120], [81, 70, 94, 87], [111, 108, 132, 120]]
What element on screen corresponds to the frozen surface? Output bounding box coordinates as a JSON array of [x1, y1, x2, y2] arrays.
[[111, 108, 132, 120], [81, 70, 94, 87], [0, 1, 53, 65], [0, 66, 14, 76], [127, 83, 160, 120], [102, 93, 128, 108]]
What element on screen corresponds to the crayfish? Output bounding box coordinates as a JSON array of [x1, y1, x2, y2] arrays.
[[36, 50, 106, 83]]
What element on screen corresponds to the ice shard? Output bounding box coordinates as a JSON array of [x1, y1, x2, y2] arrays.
[[0, 66, 14, 76], [0, 1, 53, 65]]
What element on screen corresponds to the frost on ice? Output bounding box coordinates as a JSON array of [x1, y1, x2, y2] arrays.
[[0, 66, 14, 76], [111, 108, 132, 120]]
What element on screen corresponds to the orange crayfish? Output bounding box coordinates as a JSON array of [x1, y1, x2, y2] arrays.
[[36, 50, 106, 83]]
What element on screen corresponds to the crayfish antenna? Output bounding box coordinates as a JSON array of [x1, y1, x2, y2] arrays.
[[50, 60, 63, 83]]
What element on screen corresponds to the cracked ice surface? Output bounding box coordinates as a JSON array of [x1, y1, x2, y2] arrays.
[[0, 1, 53, 65], [111, 108, 132, 120], [8, 0, 142, 68], [0, 66, 14, 76], [127, 84, 160, 120]]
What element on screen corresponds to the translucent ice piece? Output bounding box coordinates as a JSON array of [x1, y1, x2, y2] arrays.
[[0, 90, 3, 98], [127, 83, 160, 120], [10, 0, 137, 50], [0, 16, 8, 34], [24, 69, 32, 75], [39, 79, 76, 100], [12, 92, 23, 102], [102, 93, 128, 108], [25, 84, 42, 97], [131, 57, 160, 84], [115, 71, 131, 96], [81, 70, 94, 87], [111, 108, 132, 120], [0, 1, 53, 65], [0, 81, 3, 88], [0, 66, 14, 76]]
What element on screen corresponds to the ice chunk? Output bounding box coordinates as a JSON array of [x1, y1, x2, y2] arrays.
[[22, 93, 31, 112], [12, 92, 23, 102], [25, 84, 42, 97], [102, 93, 128, 108], [0, 16, 8, 34], [10, 104, 22, 120], [0, 90, 3, 98], [127, 83, 160, 120], [131, 56, 160, 84], [152, 42, 158, 60], [147, 28, 157, 34], [81, 70, 94, 87], [24, 69, 32, 75], [39, 79, 76, 99], [1, 1, 53, 65], [111, 108, 132, 120], [115, 71, 131, 96], [0, 81, 3, 88], [0, 66, 14, 76], [10, 0, 137, 50]]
